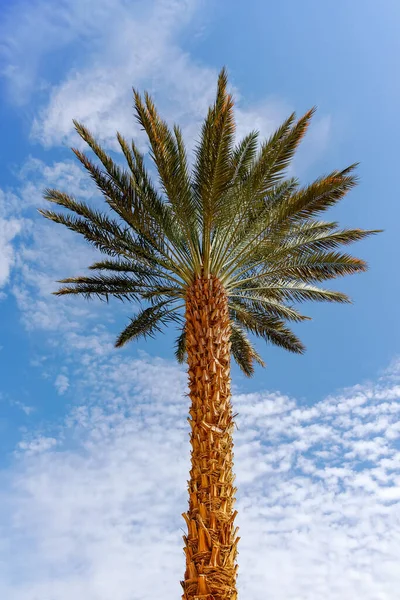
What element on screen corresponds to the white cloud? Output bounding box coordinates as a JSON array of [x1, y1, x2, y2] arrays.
[[8, 0, 212, 147], [11, 400, 35, 416], [55, 374, 69, 395], [0, 158, 106, 333], [12, 219, 97, 332], [0, 213, 21, 288], [17, 157, 97, 209], [17, 436, 57, 455], [0, 0, 159, 104], [1, 0, 292, 152], [0, 352, 399, 600]]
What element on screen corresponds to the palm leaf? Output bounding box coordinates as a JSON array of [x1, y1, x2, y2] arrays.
[[175, 328, 187, 363], [230, 322, 265, 376], [229, 300, 305, 354], [115, 301, 183, 348], [193, 67, 236, 274]]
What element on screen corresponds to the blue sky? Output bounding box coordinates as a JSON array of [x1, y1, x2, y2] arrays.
[[0, 1, 399, 598]]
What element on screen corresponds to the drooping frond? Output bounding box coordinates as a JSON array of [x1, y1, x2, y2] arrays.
[[38, 207, 141, 260], [40, 67, 380, 370], [230, 322, 265, 376], [229, 299, 305, 354], [175, 328, 187, 363], [55, 275, 150, 302], [229, 293, 309, 322], [115, 301, 183, 348]]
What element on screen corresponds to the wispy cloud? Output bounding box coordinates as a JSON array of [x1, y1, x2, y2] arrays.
[[0, 158, 103, 332], [17, 435, 57, 456], [0, 351, 399, 599], [10, 400, 35, 416], [1, 0, 292, 151], [0, 214, 21, 288], [0, 189, 22, 289], [55, 374, 69, 395]]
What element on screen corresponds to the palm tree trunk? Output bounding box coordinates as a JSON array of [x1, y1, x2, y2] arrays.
[[181, 275, 239, 600]]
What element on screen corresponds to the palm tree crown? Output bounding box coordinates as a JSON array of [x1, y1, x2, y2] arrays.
[[40, 68, 378, 375]]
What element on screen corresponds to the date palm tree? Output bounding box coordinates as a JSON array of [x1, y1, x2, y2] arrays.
[[40, 69, 378, 600]]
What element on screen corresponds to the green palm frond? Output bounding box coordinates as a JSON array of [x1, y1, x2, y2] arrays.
[[235, 281, 351, 304], [211, 177, 301, 273], [54, 274, 148, 302], [231, 131, 259, 183], [193, 67, 236, 275], [229, 294, 309, 322], [248, 108, 314, 200], [38, 208, 140, 260], [230, 322, 265, 376], [73, 123, 194, 279], [116, 133, 188, 249], [40, 67, 380, 372], [175, 328, 187, 363], [88, 259, 151, 273], [115, 301, 183, 348], [229, 300, 305, 354], [133, 92, 199, 249], [227, 250, 368, 289]]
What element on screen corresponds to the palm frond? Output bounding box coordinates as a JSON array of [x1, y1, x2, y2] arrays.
[[193, 67, 236, 274], [87, 259, 178, 286], [273, 166, 358, 225], [54, 274, 156, 302], [73, 121, 131, 193], [230, 294, 309, 322], [248, 108, 314, 199], [115, 301, 183, 348], [133, 92, 200, 265], [230, 322, 265, 376], [73, 124, 194, 279], [235, 281, 351, 304], [231, 131, 259, 183], [39, 208, 141, 260], [212, 178, 300, 274], [228, 250, 368, 290], [175, 328, 187, 363], [225, 227, 379, 285], [229, 300, 305, 354], [116, 132, 188, 249]]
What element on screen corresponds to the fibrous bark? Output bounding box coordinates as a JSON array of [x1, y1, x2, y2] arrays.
[[181, 276, 239, 600]]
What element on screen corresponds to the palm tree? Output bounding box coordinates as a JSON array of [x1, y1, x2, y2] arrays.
[[40, 68, 379, 600]]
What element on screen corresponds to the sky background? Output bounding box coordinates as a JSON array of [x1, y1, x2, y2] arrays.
[[0, 0, 399, 598]]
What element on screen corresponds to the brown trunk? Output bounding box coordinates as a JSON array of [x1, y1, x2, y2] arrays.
[[181, 276, 239, 600]]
